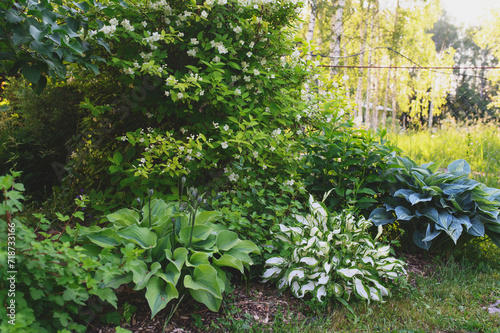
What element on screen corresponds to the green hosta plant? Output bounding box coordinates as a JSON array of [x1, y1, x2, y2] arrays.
[[369, 156, 500, 251], [74, 186, 259, 317], [262, 194, 406, 305]]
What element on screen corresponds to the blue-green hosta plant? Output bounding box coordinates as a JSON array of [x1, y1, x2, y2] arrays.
[[262, 194, 406, 304], [369, 156, 500, 251], [72, 187, 259, 317]]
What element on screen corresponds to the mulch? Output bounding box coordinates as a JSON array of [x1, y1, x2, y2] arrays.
[[85, 254, 437, 333]]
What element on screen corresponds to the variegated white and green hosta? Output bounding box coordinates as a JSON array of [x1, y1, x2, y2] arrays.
[[263, 195, 406, 303]]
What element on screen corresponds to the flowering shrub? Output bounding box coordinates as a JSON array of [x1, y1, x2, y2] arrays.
[[66, 0, 350, 207], [263, 194, 407, 304]]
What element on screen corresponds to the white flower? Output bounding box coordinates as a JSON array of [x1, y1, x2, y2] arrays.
[[249, 41, 254, 48], [228, 173, 239, 182], [123, 67, 134, 75], [109, 18, 119, 26], [177, 92, 184, 99], [141, 21, 147, 27], [233, 26, 242, 33], [178, 32, 184, 37], [263, 164, 267, 170], [239, 40, 245, 45], [201, 10, 208, 19], [273, 128, 282, 136], [243, 76, 251, 82], [199, 90, 204, 96], [206, 0, 215, 5], [246, 51, 252, 57], [217, 0, 227, 4], [121, 136, 127, 141], [180, 128, 187, 134], [221, 141, 228, 149], [164, 91, 170, 97], [146, 112, 153, 118], [270, 146, 276, 152], [253, 151, 258, 158], [187, 48, 197, 57], [234, 88, 241, 95], [179, 146, 185, 152], [213, 122, 219, 128], [260, 58, 267, 66], [223, 124, 229, 131], [190, 38, 199, 45], [253, 68, 260, 76], [213, 56, 221, 63]]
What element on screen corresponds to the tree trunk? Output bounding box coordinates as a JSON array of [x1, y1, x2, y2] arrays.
[[306, 1, 317, 61], [382, 66, 392, 128], [329, 0, 345, 77], [355, 1, 370, 121], [364, 1, 376, 128]]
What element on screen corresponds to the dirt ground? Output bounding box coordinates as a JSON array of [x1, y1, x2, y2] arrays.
[[85, 254, 437, 333]]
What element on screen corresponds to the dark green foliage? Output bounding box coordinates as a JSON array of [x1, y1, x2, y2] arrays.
[[299, 124, 398, 216], [0, 79, 82, 200], [369, 156, 500, 252], [72, 187, 260, 317], [0, 173, 118, 332]]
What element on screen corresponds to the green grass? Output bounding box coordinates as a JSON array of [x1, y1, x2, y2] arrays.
[[213, 244, 500, 332], [387, 119, 500, 188]]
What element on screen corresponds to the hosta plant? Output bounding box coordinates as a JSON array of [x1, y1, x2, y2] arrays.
[[369, 156, 500, 251], [262, 194, 406, 305], [72, 186, 259, 317]]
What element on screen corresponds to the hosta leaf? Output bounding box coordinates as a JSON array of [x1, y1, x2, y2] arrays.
[[189, 277, 225, 312], [422, 224, 441, 242], [413, 230, 431, 250], [440, 184, 470, 196], [164, 263, 181, 285], [299, 257, 319, 266], [166, 247, 188, 272], [262, 267, 281, 279], [226, 248, 253, 265], [145, 276, 178, 318], [394, 189, 417, 201], [133, 262, 162, 291], [184, 264, 222, 300], [213, 254, 244, 273], [216, 230, 239, 251], [179, 225, 212, 245], [435, 211, 453, 231], [467, 217, 485, 237], [337, 268, 362, 278], [187, 252, 210, 267], [151, 236, 171, 262], [448, 159, 471, 175], [369, 208, 395, 226], [195, 211, 222, 225], [118, 224, 157, 249], [485, 229, 500, 248], [408, 193, 432, 205], [107, 208, 141, 228], [353, 278, 369, 300], [87, 228, 120, 247], [454, 215, 472, 230], [395, 206, 414, 221]]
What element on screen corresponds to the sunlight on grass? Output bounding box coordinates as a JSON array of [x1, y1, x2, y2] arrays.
[[388, 119, 500, 188]]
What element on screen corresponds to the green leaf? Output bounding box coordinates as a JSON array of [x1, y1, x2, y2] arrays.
[[413, 230, 431, 250], [448, 159, 471, 175], [216, 230, 239, 251], [368, 208, 395, 226], [22, 64, 41, 84], [195, 211, 221, 225], [107, 208, 141, 228], [179, 225, 212, 245], [166, 247, 188, 272], [184, 264, 222, 300], [213, 254, 244, 273], [131, 261, 162, 291], [145, 276, 178, 318], [186, 252, 210, 267], [117, 224, 157, 249], [230, 240, 260, 254], [74, 1, 90, 12], [87, 228, 121, 247], [29, 25, 44, 42], [467, 217, 485, 237], [395, 206, 414, 221]]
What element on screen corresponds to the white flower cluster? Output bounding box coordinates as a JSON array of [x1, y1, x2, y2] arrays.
[[121, 19, 134, 32], [210, 40, 228, 54]]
